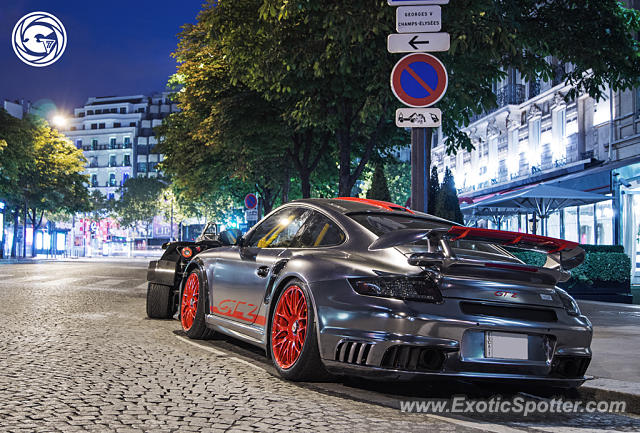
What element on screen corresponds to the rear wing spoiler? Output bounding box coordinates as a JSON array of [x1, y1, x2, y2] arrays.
[[369, 226, 585, 270]]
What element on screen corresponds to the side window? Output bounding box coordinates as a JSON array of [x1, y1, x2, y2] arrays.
[[292, 211, 345, 248], [245, 208, 311, 248]]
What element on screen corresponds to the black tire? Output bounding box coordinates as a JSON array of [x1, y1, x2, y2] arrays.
[[146, 283, 173, 319], [268, 279, 328, 381], [181, 269, 215, 340]]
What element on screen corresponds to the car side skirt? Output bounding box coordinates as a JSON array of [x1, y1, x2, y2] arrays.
[[205, 314, 266, 348]]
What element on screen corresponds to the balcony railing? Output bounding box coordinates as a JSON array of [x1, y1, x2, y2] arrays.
[[83, 143, 132, 151], [496, 84, 526, 107]]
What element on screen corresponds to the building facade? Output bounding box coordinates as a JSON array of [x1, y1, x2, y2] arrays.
[[432, 60, 640, 281], [63, 93, 179, 199]]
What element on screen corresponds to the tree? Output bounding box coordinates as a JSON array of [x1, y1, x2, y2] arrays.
[[217, 0, 408, 197], [24, 122, 89, 256], [114, 177, 164, 238], [0, 110, 33, 257], [263, 0, 640, 200], [435, 168, 464, 224], [0, 111, 89, 256], [383, 158, 411, 206], [157, 15, 298, 213], [428, 166, 440, 215], [366, 163, 392, 202]]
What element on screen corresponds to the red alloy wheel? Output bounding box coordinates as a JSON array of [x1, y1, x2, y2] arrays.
[[271, 285, 308, 369], [181, 273, 199, 331]]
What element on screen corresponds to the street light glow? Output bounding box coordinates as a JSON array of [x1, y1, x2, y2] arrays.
[[52, 114, 68, 128]]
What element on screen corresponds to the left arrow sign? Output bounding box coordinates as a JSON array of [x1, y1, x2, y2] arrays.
[[387, 32, 450, 53]]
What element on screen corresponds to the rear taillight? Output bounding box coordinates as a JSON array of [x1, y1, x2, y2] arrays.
[[555, 288, 581, 316], [180, 247, 193, 259], [350, 277, 442, 303]]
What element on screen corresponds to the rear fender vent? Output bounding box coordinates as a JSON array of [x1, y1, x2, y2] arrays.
[[335, 341, 373, 365], [380, 345, 445, 372]]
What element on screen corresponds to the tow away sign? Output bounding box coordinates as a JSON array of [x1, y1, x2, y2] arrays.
[[396, 108, 441, 128], [388, 0, 449, 5]]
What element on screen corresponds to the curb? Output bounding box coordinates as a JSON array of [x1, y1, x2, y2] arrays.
[[580, 378, 640, 415]]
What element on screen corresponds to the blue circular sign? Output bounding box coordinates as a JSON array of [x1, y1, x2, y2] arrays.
[[391, 53, 448, 108], [244, 193, 257, 209]]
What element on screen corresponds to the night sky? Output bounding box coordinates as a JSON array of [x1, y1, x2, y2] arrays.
[[0, 0, 205, 114]]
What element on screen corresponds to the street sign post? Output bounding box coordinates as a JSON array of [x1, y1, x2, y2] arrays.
[[390, 53, 448, 107], [396, 6, 441, 33], [388, 0, 449, 215], [245, 209, 259, 222], [388, 0, 449, 5], [395, 108, 441, 128], [244, 193, 257, 210], [387, 32, 450, 53]]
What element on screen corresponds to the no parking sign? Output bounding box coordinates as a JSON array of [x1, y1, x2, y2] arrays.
[[390, 53, 448, 108]]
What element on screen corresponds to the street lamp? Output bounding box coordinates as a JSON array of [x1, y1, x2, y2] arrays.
[[51, 114, 68, 129]]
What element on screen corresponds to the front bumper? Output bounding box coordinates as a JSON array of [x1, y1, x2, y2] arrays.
[[312, 280, 592, 387]]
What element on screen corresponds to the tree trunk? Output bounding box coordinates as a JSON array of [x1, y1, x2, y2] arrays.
[[11, 208, 18, 258], [282, 166, 291, 203], [288, 130, 329, 199], [300, 170, 311, 199], [22, 202, 27, 258], [336, 103, 389, 197], [337, 129, 352, 197], [30, 209, 44, 258], [262, 187, 275, 215]]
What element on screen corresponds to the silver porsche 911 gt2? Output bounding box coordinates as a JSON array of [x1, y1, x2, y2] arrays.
[[146, 197, 592, 387]]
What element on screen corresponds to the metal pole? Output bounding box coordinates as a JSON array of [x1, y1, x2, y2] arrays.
[[22, 203, 27, 258], [170, 201, 174, 242], [411, 128, 432, 213]]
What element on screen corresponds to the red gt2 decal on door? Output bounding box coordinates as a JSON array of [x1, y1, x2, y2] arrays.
[[210, 299, 266, 326], [494, 291, 518, 298]]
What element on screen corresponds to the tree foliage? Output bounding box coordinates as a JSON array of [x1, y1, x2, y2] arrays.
[[428, 166, 440, 215], [366, 163, 392, 202], [435, 168, 464, 224], [160, 0, 640, 215], [436, 0, 640, 153], [114, 177, 164, 234], [0, 110, 89, 256]]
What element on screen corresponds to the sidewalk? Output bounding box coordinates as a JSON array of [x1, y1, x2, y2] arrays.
[[0, 252, 162, 265], [578, 301, 640, 413]]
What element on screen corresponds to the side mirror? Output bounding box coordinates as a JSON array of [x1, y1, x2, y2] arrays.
[[408, 251, 446, 266]]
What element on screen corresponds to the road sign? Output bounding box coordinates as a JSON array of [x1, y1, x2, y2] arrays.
[[395, 108, 442, 128], [390, 53, 448, 108], [244, 193, 257, 209], [388, 0, 449, 5], [387, 32, 450, 53], [396, 6, 441, 33], [245, 209, 259, 222]]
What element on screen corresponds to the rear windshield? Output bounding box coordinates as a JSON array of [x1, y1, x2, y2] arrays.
[[348, 213, 519, 262]]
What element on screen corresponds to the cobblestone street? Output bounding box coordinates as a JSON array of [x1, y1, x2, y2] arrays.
[[0, 260, 639, 432]]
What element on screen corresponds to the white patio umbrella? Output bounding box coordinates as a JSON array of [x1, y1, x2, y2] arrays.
[[461, 184, 609, 235]]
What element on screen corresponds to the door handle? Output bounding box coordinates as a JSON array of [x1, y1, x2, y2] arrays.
[[256, 266, 270, 278]]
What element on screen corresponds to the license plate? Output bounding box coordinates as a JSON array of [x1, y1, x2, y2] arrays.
[[485, 331, 528, 360]]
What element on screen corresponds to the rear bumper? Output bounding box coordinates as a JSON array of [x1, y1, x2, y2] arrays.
[[312, 279, 593, 387], [322, 360, 589, 388]]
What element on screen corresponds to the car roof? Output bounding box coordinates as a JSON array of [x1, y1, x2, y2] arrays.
[[289, 197, 456, 225]]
